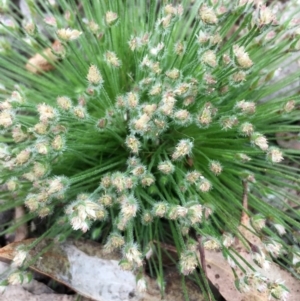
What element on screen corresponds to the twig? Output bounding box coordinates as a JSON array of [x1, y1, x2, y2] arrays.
[[14, 206, 28, 242], [197, 236, 212, 301], [197, 236, 207, 278], [241, 179, 249, 224], [152, 240, 177, 253]]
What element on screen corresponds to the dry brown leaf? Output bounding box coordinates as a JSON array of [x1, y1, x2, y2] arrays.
[[14, 206, 28, 242], [276, 132, 300, 150], [0, 239, 205, 301], [201, 216, 300, 301], [204, 249, 269, 301], [25, 43, 58, 74], [0, 261, 94, 301]]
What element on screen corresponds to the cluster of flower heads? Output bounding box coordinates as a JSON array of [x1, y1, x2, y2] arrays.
[[238, 273, 289, 301], [0, 0, 300, 297]]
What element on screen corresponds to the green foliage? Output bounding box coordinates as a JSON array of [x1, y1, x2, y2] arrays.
[[0, 0, 300, 299]]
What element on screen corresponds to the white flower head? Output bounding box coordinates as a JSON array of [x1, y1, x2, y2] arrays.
[[13, 250, 27, 267], [252, 132, 268, 151], [57, 28, 82, 41], [105, 11, 118, 26], [179, 250, 198, 275], [172, 139, 193, 161], [267, 147, 283, 163]]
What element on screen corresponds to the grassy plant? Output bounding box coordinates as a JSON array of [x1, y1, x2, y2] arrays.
[[0, 0, 300, 299]]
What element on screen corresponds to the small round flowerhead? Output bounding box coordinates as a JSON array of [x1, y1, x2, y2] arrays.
[[73, 106, 87, 119], [199, 5, 218, 24], [13, 249, 27, 267], [251, 214, 266, 231], [239, 122, 254, 136], [179, 250, 198, 275], [136, 278, 147, 293], [186, 171, 202, 184], [165, 68, 180, 80], [15, 149, 31, 165], [33, 162, 49, 178], [209, 161, 222, 175], [8, 271, 31, 285], [235, 100, 256, 114], [111, 172, 131, 193], [273, 223, 286, 236], [35, 140, 49, 155], [123, 243, 143, 267], [267, 147, 283, 163], [131, 165, 146, 177], [87, 20, 100, 34], [141, 210, 153, 225], [51, 135, 65, 151], [56, 28, 82, 41], [125, 135, 141, 154], [105, 11, 118, 26], [196, 103, 215, 127], [156, 14, 173, 30], [233, 45, 253, 69], [201, 50, 217, 68], [121, 195, 139, 220], [100, 174, 111, 190], [167, 205, 188, 220], [104, 232, 125, 253], [143, 103, 157, 116], [283, 100, 295, 113], [25, 194, 39, 212], [37, 103, 57, 123], [57, 96, 72, 111], [38, 206, 52, 218], [268, 280, 289, 301], [149, 83, 162, 96], [12, 125, 27, 142], [264, 240, 283, 258], [174, 83, 190, 96], [105, 51, 121, 67], [203, 238, 221, 251], [87, 65, 103, 86], [252, 249, 270, 270], [173, 109, 192, 125], [172, 139, 193, 161], [97, 194, 113, 207], [232, 71, 246, 83], [23, 20, 36, 35], [222, 233, 235, 248], [236, 153, 251, 162], [158, 160, 175, 174], [197, 178, 212, 192], [6, 177, 19, 191], [0, 110, 14, 128], [187, 204, 203, 224], [258, 5, 276, 27], [150, 42, 164, 56], [47, 176, 69, 195], [150, 61, 161, 74], [0, 143, 9, 159], [251, 132, 268, 151], [70, 216, 89, 232], [128, 36, 140, 51], [204, 73, 217, 85], [174, 41, 185, 56], [152, 202, 168, 218], [133, 113, 150, 133], [127, 92, 139, 108], [220, 115, 238, 130]]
